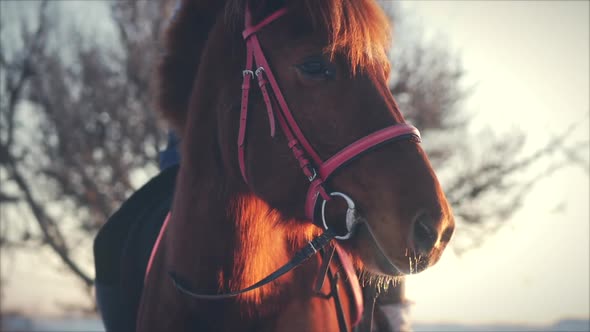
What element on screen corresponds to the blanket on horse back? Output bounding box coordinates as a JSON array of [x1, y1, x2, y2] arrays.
[[94, 164, 178, 332]]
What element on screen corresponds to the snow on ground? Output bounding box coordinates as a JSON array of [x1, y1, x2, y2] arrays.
[[2, 316, 589, 332], [1, 316, 104, 332]]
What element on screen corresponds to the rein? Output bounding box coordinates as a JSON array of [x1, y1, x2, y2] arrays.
[[168, 4, 421, 331], [169, 229, 336, 299]]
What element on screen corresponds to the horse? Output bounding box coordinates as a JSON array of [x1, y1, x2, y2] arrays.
[[135, 0, 455, 331]]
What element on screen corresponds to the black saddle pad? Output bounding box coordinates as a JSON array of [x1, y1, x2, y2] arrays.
[[94, 164, 178, 331]]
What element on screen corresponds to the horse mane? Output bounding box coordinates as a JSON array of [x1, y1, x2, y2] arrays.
[[156, 0, 391, 134], [225, 193, 319, 314]]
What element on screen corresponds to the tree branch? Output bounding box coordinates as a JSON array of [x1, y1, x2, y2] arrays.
[[5, 157, 93, 287]]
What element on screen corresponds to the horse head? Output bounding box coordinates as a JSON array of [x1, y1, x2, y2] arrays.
[[158, 0, 455, 298]]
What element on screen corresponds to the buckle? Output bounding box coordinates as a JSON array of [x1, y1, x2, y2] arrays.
[[255, 67, 265, 77], [307, 167, 317, 182], [321, 192, 360, 240]]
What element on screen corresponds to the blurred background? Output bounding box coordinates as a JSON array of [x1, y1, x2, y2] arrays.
[[0, 0, 588, 331]]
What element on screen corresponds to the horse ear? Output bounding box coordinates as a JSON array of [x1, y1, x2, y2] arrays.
[[156, 0, 226, 136]]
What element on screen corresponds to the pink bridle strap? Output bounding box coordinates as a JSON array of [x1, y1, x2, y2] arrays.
[[334, 243, 364, 327], [238, 47, 254, 181], [242, 7, 288, 39], [238, 7, 324, 184], [305, 125, 420, 219], [145, 212, 172, 283]]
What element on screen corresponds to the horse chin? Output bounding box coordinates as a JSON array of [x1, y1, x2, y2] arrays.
[[352, 219, 430, 277], [352, 222, 404, 277], [362, 251, 404, 277]]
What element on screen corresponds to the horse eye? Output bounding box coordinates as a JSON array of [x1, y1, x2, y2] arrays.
[[297, 59, 335, 80]]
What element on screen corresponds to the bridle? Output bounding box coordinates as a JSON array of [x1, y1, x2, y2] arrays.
[[169, 4, 421, 331], [237, 7, 420, 235]]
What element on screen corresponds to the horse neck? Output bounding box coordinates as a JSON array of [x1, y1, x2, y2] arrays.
[[227, 194, 320, 314], [168, 82, 320, 316]]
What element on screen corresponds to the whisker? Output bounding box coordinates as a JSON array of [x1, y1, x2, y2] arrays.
[[356, 268, 402, 294]]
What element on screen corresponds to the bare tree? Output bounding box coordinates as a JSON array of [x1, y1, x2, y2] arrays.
[[0, 1, 169, 304], [0, 0, 586, 320], [390, 40, 588, 253]]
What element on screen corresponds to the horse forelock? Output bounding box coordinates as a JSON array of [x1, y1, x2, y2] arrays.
[[225, 0, 392, 73], [304, 0, 392, 74]]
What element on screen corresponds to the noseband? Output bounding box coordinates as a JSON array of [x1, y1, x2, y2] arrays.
[[169, 5, 421, 331], [238, 7, 420, 236]]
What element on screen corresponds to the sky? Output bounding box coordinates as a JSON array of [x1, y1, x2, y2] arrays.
[[397, 0, 590, 325], [1, 0, 589, 326]]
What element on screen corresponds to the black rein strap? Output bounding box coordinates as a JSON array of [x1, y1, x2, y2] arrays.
[[168, 229, 336, 300]]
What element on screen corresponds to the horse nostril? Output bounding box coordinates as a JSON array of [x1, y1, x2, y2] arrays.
[[412, 213, 438, 254]]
